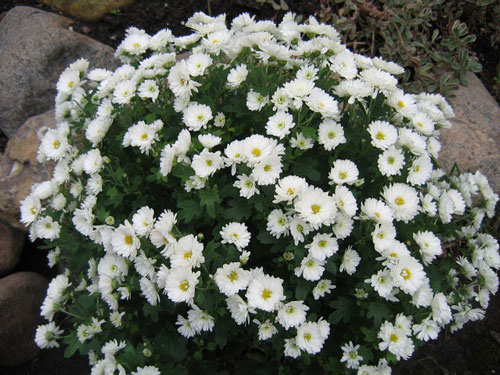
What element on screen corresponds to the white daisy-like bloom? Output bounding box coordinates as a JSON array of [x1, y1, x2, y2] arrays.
[[340, 341, 363, 370], [46, 274, 71, 302], [34, 216, 61, 240], [251, 155, 283, 186], [359, 67, 398, 93], [226, 294, 251, 325], [390, 256, 426, 295], [159, 145, 176, 177], [137, 79, 159, 102], [188, 307, 215, 333], [183, 102, 213, 131], [340, 246, 361, 275], [372, 57, 405, 75], [202, 30, 231, 55], [246, 90, 269, 111], [35, 322, 64, 349], [431, 292, 452, 326], [284, 338, 302, 358], [220, 222, 251, 251], [398, 128, 427, 155], [382, 183, 420, 222], [254, 319, 278, 341], [131, 366, 161, 375], [117, 27, 150, 56], [149, 28, 174, 50], [139, 277, 160, 306], [243, 134, 281, 165], [265, 110, 295, 139], [335, 185, 358, 218], [372, 223, 397, 253], [290, 132, 315, 150], [20, 194, 42, 225], [318, 119, 346, 151], [111, 220, 140, 259], [295, 320, 329, 354], [411, 281, 434, 308], [413, 231, 442, 265], [412, 316, 440, 342], [387, 90, 418, 118], [149, 210, 176, 252], [361, 198, 394, 224], [186, 52, 212, 76], [329, 159, 359, 186], [39, 127, 69, 161], [88, 68, 112, 83], [367, 120, 398, 150], [305, 87, 340, 119], [412, 111, 435, 136], [283, 78, 315, 99], [233, 174, 259, 198], [198, 134, 222, 149], [85, 116, 113, 147], [173, 129, 192, 161], [56, 68, 81, 95], [132, 206, 155, 237], [214, 111, 226, 127], [456, 256, 478, 280], [333, 78, 374, 104], [170, 234, 205, 269], [227, 64, 248, 89], [273, 175, 308, 204], [82, 149, 104, 175], [312, 279, 336, 300], [330, 49, 357, 79], [378, 321, 415, 360], [271, 87, 291, 111], [72, 208, 95, 237], [276, 301, 309, 330], [407, 154, 433, 186], [167, 60, 200, 99], [176, 314, 196, 338], [296, 64, 319, 81], [214, 262, 251, 296], [97, 254, 128, 281], [246, 273, 285, 312], [112, 79, 136, 105], [366, 268, 395, 300], [381, 240, 411, 265], [163, 267, 200, 304], [332, 213, 354, 239], [306, 232, 339, 261], [266, 209, 289, 238], [224, 139, 246, 173], [295, 254, 326, 281], [294, 186, 338, 229], [191, 149, 224, 178], [31, 180, 58, 201], [377, 146, 405, 176]]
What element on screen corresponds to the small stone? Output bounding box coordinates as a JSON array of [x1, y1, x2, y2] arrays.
[[0, 272, 49, 366], [0, 221, 25, 276], [37, 0, 136, 22]]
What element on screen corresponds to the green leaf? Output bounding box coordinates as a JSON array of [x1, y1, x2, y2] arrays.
[[366, 301, 392, 327], [200, 187, 221, 218], [295, 277, 313, 300], [63, 333, 81, 358], [177, 200, 203, 223], [171, 163, 195, 179], [143, 303, 159, 323], [328, 297, 354, 324], [360, 326, 378, 343], [292, 156, 321, 182], [222, 199, 252, 221]]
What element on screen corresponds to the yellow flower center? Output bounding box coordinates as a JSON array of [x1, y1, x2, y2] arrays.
[[375, 211, 381, 218], [311, 204, 321, 214], [184, 251, 192, 259], [252, 148, 261, 157], [390, 333, 399, 342], [133, 42, 140, 48], [318, 240, 327, 248], [376, 131, 385, 140], [395, 197, 405, 206], [53, 140, 60, 149], [68, 81, 74, 88], [327, 131, 336, 139], [397, 100, 405, 108], [141, 133, 148, 140], [287, 187, 295, 195], [206, 160, 213, 166], [125, 235, 133, 245], [228, 271, 238, 282], [264, 164, 271, 172], [304, 333, 312, 342], [417, 121, 424, 128], [339, 171, 347, 180], [179, 280, 189, 291], [261, 288, 272, 300], [401, 268, 412, 280]]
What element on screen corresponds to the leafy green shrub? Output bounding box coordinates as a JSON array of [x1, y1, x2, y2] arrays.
[[23, 11, 499, 375]]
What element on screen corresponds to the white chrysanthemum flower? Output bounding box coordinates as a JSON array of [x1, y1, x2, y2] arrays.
[[382, 183, 420, 222], [167, 60, 200, 99], [398, 128, 427, 155], [295, 254, 326, 281], [132, 206, 155, 237], [390, 256, 426, 295], [378, 146, 405, 176], [214, 262, 251, 296], [226, 294, 251, 325], [266, 209, 289, 238], [413, 231, 442, 265], [359, 67, 398, 93], [176, 315, 196, 338], [111, 220, 140, 259], [46, 274, 71, 303], [312, 279, 336, 300], [198, 134, 221, 149], [214, 111, 225, 127], [243, 134, 280, 165], [271, 87, 291, 111], [306, 233, 339, 261], [294, 187, 337, 229], [265, 110, 295, 139], [333, 78, 373, 104], [340, 246, 361, 275], [20, 194, 42, 225], [183, 102, 213, 131], [131, 366, 161, 375], [251, 156, 283, 186], [378, 321, 415, 360], [56, 68, 81, 95], [233, 174, 259, 198], [335, 185, 358, 218], [411, 281, 434, 308], [296, 320, 329, 354], [170, 234, 204, 269], [112, 79, 136, 105], [276, 301, 309, 330], [340, 341, 363, 370], [227, 64, 248, 89], [412, 317, 440, 342], [367, 120, 398, 150], [318, 119, 346, 151], [407, 154, 433, 186], [361, 198, 394, 224], [290, 132, 314, 150], [97, 254, 128, 281], [159, 145, 175, 177], [31, 180, 58, 201], [372, 223, 397, 253], [35, 322, 64, 349], [372, 57, 405, 75], [273, 175, 308, 204], [284, 338, 301, 358], [220, 222, 251, 251], [305, 87, 340, 119], [186, 52, 212, 76], [34, 216, 61, 240], [188, 307, 215, 333], [246, 273, 285, 312], [330, 50, 357, 79], [254, 319, 278, 341], [329, 159, 359, 185], [296, 64, 319, 81], [381, 240, 411, 265], [387, 90, 418, 118], [431, 292, 452, 326], [164, 267, 200, 304], [139, 277, 160, 306], [333, 213, 354, 239], [85, 116, 113, 146], [39, 127, 69, 161], [412, 111, 435, 136], [283, 78, 315, 99], [366, 268, 395, 299], [246, 90, 269, 111], [191, 149, 224, 178], [82, 149, 104, 175]]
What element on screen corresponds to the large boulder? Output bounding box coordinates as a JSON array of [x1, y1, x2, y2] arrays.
[[0, 6, 119, 138], [0, 221, 25, 277], [0, 110, 56, 230], [37, 0, 136, 22], [440, 72, 500, 193], [0, 272, 49, 367]]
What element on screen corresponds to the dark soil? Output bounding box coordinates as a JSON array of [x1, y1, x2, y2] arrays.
[[0, 1, 499, 374]]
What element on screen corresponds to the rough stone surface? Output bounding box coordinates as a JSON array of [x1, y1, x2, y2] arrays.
[[0, 6, 119, 138], [440, 72, 500, 193], [37, 0, 135, 22], [0, 272, 48, 367], [0, 110, 56, 230], [0, 221, 25, 277]]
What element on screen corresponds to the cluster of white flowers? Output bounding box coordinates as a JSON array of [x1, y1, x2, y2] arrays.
[[22, 10, 499, 375]]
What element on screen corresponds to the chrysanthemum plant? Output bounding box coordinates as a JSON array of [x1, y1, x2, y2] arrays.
[[23, 11, 499, 375]]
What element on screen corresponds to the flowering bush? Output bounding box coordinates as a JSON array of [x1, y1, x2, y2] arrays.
[[23, 11, 500, 375]]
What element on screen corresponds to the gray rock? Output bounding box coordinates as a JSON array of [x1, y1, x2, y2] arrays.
[[439, 72, 500, 193], [0, 221, 25, 276], [38, 0, 136, 22], [0, 110, 56, 230], [0, 272, 49, 366], [0, 6, 119, 138]]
